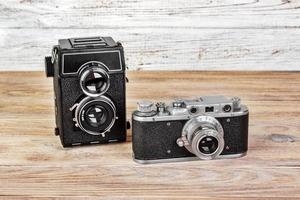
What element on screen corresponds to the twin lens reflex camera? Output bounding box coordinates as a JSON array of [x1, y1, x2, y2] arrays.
[[45, 36, 127, 147]]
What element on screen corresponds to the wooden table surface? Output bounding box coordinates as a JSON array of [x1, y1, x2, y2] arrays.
[[0, 71, 299, 199]]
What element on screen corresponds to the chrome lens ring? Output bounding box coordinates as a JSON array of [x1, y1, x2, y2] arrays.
[[181, 115, 224, 160], [79, 62, 110, 97], [75, 96, 116, 136]]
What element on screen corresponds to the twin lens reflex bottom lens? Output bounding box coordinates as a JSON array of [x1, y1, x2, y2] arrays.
[[84, 105, 108, 128], [78, 97, 116, 136], [198, 136, 219, 155]]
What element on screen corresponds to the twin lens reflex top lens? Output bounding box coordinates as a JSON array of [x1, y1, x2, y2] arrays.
[[79, 63, 110, 97]]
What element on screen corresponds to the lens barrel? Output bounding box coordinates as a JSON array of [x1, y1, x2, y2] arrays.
[[180, 115, 225, 160]]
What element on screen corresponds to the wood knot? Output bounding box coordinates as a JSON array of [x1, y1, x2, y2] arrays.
[[270, 134, 295, 143]]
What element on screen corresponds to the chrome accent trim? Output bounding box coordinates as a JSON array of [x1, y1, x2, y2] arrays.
[[132, 105, 248, 122], [62, 50, 123, 75], [133, 152, 247, 164]]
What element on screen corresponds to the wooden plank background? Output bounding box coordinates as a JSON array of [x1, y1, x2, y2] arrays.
[[0, 71, 299, 199], [0, 0, 300, 71]]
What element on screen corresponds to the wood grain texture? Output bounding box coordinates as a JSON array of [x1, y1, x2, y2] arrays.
[[0, 0, 300, 71], [0, 71, 299, 199]]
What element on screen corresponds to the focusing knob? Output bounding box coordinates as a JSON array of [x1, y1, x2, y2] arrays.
[[137, 100, 154, 113]]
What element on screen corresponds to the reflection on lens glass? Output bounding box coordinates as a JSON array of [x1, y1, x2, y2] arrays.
[[198, 136, 218, 154], [85, 105, 108, 128], [85, 72, 106, 93]]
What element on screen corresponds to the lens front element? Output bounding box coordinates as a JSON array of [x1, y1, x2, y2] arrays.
[[198, 136, 219, 154], [85, 105, 108, 128]]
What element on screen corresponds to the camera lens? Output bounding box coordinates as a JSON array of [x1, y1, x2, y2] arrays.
[[198, 136, 219, 154], [75, 96, 116, 136], [84, 105, 108, 128], [180, 115, 225, 160], [79, 62, 110, 97]]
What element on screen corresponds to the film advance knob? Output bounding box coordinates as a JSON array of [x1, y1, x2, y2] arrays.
[[137, 100, 154, 113]]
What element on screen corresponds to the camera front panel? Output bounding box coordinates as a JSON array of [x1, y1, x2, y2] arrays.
[[132, 119, 194, 161], [217, 113, 249, 155]]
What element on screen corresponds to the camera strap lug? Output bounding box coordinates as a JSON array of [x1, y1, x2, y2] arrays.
[[51, 46, 58, 64]]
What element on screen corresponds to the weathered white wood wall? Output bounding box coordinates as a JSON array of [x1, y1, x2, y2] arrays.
[[0, 0, 299, 71]]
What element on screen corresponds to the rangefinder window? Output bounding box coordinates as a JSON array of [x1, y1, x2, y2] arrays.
[[205, 106, 214, 112]]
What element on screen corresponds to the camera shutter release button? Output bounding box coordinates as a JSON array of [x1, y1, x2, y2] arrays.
[[137, 101, 154, 112]]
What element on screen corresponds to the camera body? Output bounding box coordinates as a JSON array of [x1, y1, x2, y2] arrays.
[[45, 36, 127, 147], [132, 96, 249, 164]]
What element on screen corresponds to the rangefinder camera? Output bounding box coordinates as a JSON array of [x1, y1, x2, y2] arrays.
[[45, 36, 128, 147], [132, 95, 249, 164]]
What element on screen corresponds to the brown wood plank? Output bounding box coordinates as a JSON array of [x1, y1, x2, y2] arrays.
[[0, 71, 299, 199]]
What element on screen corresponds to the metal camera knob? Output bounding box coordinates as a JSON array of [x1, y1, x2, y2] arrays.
[[173, 99, 184, 108], [156, 102, 166, 112], [232, 96, 241, 111], [137, 101, 154, 113]]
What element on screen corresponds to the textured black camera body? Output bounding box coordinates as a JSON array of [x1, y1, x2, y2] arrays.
[[132, 96, 249, 164], [45, 36, 127, 147]]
